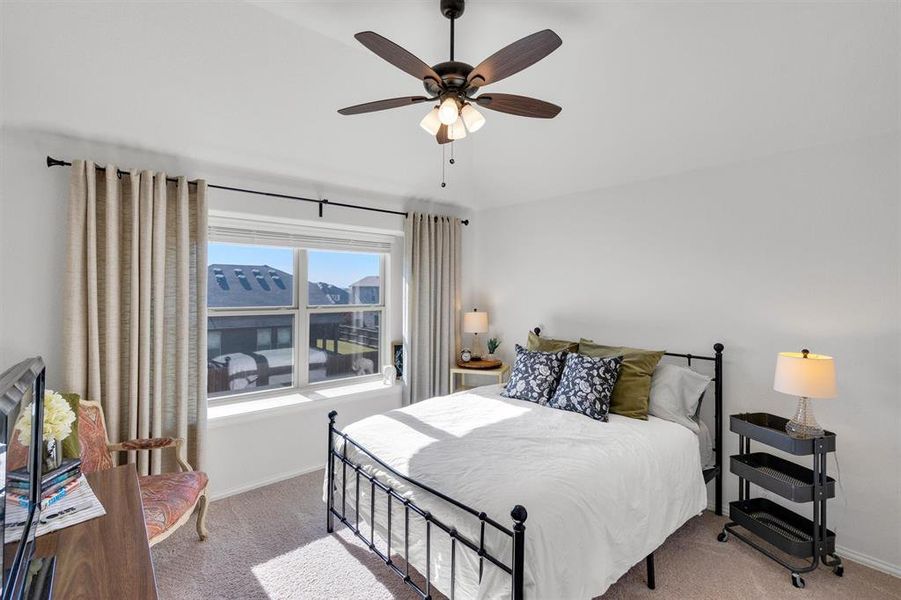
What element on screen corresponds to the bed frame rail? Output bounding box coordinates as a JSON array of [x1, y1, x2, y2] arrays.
[[326, 333, 724, 599], [326, 411, 528, 600]]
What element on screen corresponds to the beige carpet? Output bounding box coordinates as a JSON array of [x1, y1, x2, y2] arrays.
[[153, 470, 901, 599]]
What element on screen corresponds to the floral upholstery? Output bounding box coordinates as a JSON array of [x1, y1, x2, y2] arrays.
[[7, 434, 29, 472], [119, 437, 178, 451], [77, 402, 115, 474], [138, 471, 209, 542]]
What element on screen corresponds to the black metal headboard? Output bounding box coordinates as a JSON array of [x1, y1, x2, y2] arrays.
[[532, 327, 725, 515]]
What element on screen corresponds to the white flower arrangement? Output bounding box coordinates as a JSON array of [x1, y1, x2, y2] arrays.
[[14, 389, 76, 445]]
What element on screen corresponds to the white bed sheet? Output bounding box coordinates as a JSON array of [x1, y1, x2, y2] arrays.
[[325, 384, 707, 600]]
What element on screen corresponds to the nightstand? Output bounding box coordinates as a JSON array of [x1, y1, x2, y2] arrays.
[[450, 363, 510, 393], [718, 412, 843, 589]]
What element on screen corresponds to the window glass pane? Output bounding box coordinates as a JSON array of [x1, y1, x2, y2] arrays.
[[309, 311, 380, 383], [307, 250, 380, 306], [208, 315, 294, 396], [207, 331, 222, 359], [208, 242, 294, 308], [256, 328, 272, 350]]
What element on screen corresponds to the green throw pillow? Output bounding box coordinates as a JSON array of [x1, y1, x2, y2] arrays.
[[579, 339, 664, 420], [59, 392, 82, 460], [527, 330, 578, 353]]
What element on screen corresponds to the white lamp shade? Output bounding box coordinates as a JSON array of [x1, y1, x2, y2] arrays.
[[463, 310, 488, 334], [419, 107, 441, 135], [460, 104, 485, 132], [447, 116, 467, 140], [773, 351, 837, 398], [438, 97, 459, 125]]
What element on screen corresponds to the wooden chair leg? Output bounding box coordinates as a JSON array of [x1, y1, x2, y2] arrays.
[[196, 493, 209, 541]]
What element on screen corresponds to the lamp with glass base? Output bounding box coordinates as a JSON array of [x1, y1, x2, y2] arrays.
[[773, 349, 836, 438], [462, 308, 489, 360]]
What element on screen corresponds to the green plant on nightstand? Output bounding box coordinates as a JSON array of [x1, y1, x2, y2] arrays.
[[486, 337, 501, 358]]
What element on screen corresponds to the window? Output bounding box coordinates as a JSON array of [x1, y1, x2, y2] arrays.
[[206, 242, 385, 400]]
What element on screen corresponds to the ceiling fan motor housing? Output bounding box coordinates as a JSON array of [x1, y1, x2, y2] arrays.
[[424, 61, 477, 96]]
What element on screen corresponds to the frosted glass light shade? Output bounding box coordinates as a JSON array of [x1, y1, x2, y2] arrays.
[[460, 104, 485, 132], [774, 351, 837, 398], [447, 117, 467, 140], [438, 97, 459, 125], [419, 107, 441, 135], [463, 310, 488, 334]]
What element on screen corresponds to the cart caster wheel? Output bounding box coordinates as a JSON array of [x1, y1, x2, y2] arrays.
[[717, 531, 728, 542], [791, 573, 805, 589], [833, 565, 844, 577]]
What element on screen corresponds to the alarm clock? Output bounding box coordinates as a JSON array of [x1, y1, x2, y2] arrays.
[[460, 349, 472, 362]]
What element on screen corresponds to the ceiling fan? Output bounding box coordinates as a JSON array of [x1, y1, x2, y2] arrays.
[[337, 0, 563, 144]]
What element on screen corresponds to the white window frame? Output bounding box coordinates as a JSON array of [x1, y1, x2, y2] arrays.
[[207, 240, 388, 406]]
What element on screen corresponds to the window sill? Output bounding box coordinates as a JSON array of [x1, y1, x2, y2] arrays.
[[208, 380, 403, 428]]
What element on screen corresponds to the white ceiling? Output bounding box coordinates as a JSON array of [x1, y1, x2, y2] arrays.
[[2, 1, 898, 209]]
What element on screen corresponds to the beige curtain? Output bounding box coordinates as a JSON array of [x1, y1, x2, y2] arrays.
[[63, 160, 208, 475], [403, 213, 462, 404]]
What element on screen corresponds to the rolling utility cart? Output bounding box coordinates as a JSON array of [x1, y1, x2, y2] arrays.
[[718, 413, 843, 589]]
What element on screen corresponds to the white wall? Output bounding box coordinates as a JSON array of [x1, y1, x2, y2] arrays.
[[465, 133, 901, 573]]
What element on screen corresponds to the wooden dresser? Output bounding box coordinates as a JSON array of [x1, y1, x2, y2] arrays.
[[34, 464, 158, 599]]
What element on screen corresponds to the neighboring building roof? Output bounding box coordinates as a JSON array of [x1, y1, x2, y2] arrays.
[[208, 264, 350, 307], [308, 281, 349, 306], [349, 275, 380, 288]]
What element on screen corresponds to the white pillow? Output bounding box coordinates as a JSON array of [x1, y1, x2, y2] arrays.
[[648, 363, 712, 433]]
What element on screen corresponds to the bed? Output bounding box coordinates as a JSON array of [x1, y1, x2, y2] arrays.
[[324, 342, 724, 600]]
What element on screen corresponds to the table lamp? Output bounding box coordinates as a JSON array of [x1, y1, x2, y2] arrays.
[[463, 308, 489, 360], [773, 349, 836, 438]]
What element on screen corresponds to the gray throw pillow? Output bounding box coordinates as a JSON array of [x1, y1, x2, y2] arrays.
[[648, 363, 711, 433]]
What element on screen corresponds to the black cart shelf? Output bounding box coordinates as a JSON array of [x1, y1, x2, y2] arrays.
[[718, 413, 843, 589]]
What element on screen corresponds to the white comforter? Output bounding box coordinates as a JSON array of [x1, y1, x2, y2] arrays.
[[325, 384, 707, 600]]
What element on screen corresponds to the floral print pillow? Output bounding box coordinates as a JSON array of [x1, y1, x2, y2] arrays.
[[547, 353, 622, 421], [501, 344, 568, 404]]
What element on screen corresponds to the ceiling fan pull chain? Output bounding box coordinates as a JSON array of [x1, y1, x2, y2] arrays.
[[450, 141, 455, 165], [441, 145, 447, 188]]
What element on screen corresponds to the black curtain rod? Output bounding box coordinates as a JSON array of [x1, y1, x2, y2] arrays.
[[46, 156, 469, 226]]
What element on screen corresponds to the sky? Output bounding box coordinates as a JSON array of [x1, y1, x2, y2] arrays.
[[208, 243, 379, 288]]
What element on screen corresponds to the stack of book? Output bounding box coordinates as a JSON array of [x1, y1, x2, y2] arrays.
[[5, 458, 106, 542], [8, 458, 83, 509]]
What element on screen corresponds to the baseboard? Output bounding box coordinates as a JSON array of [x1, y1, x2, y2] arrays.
[[834, 544, 901, 578], [707, 503, 900, 578], [209, 463, 324, 501]]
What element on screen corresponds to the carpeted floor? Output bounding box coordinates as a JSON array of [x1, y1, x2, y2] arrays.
[[153, 470, 901, 600]]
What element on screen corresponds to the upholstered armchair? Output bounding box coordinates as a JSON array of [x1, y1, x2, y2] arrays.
[[77, 399, 209, 546]]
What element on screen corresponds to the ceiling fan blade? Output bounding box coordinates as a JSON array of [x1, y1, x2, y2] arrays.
[[473, 93, 562, 118], [467, 30, 562, 87], [338, 96, 430, 116], [436, 124, 451, 144], [355, 31, 443, 87]]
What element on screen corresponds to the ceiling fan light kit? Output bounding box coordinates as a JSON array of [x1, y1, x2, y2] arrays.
[[438, 96, 460, 125], [460, 103, 485, 132], [448, 117, 467, 140], [420, 107, 442, 135], [338, 0, 563, 149]]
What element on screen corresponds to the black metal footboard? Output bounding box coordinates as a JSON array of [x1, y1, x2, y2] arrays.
[[326, 411, 528, 600]]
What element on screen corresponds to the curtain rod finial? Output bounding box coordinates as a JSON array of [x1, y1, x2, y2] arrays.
[[46, 156, 69, 168]]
